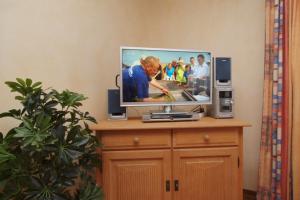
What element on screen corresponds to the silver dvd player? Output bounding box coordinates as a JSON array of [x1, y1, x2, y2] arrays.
[[142, 112, 201, 122]]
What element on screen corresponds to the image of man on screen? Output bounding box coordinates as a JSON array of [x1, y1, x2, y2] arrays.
[[122, 56, 169, 102], [192, 54, 209, 79], [190, 57, 196, 69], [190, 54, 210, 96]]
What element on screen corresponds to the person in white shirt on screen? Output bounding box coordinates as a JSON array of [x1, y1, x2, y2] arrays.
[[189, 54, 210, 96], [190, 56, 196, 69], [192, 54, 209, 79]]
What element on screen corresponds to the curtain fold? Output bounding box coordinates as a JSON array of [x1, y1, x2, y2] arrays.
[[258, 0, 300, 199], [290, 0, 300, 199], [257, 0, 288, 199]]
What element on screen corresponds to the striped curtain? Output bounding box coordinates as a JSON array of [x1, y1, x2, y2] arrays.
[[257, 0, 289, 199], [257, 0, 300, 199]]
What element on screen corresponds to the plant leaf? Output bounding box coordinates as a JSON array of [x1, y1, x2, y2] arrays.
[[67, 125, 81, 142], [23, 117, 34, 130], [15, 96, 25, 101], [65, 148, 82, 160], [5, 81, 26, 96], [0, 145, 16, 164], [72, 136, 89, 147], [14, 127, 32, 138], [1, 78, 101, 199], [32, 81, 42, 88], [53, 125, 66, 143], [25, 78, 32, 87], [44, 100, 58, 109], [0, 109, 21, 119], [36, 113, 52, 130], [78, 183, 103, 200], [16, 78, 26, 86]]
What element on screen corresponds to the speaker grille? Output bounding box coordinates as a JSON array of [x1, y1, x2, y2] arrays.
[[216, 57, 231, 82], [108, 89, 126, 115]]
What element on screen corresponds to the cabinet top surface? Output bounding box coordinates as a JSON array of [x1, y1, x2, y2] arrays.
[[91, 117, 250, 131]]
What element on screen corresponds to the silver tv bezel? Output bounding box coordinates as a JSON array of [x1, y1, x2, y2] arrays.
[[120, 46, 213, 107]]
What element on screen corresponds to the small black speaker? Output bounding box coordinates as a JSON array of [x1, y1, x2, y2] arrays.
[[214, 57, 232, 87], [108, 89, 127, 120]]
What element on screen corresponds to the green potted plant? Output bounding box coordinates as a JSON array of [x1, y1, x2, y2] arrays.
[[0, 78, 103, 200]]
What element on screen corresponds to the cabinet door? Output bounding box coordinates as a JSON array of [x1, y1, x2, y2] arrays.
[[173, 147, 239, 200], [103, 150, 171, 200]]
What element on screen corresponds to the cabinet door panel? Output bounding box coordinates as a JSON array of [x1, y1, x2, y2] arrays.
[[103, 150, 171, 200], [173, 147, 239, 200]]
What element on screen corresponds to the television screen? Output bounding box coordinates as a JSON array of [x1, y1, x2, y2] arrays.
[[120, 47, 212, 106]]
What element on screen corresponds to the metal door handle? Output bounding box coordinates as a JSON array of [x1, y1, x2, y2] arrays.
[[166, 180, 170, 192], [174, 180, 179, 191]]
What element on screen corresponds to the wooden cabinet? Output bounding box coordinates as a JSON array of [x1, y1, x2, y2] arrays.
[[103, 150, 171, 200], [173, 148, 239, 200], [92, 118, 249, 200]]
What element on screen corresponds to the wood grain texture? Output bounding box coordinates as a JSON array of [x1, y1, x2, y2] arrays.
[[91, 117, 250, 131], [101, 130, 171, 150], [96, 118, 248, 200], [173, 147, 239, 200], [173, 128, 239, 148], [103, 150, 171, 200], [239, 128, 244, 200]]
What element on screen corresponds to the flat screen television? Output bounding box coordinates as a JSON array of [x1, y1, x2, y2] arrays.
[[120, 47, 212, 107]]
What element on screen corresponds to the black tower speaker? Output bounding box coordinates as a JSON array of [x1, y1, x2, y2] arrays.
[[214, 57, 232, 87], [107, 89, 127, 119]]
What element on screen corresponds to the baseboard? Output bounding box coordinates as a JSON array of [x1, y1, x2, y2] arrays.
[[243, 189, 257, 200]]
